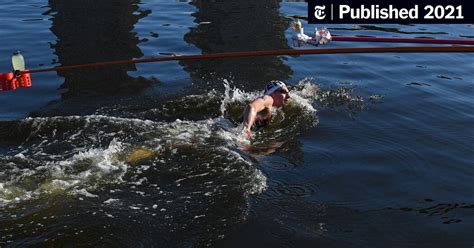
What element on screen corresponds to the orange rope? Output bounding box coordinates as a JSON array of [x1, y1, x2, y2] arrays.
[[24, 46, 474, 74]]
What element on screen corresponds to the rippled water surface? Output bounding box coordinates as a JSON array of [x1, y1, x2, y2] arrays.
[[1, 1, 473, 247]]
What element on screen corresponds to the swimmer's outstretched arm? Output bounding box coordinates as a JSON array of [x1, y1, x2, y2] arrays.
[[242, 105, 257, 133], [242, 96, 273, 135]]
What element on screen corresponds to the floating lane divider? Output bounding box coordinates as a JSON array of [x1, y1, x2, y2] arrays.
[[1, 45, 474, 93], [290, 20, 474, 46], [331, 36, 474, 45], [24, 46, 474, 74]]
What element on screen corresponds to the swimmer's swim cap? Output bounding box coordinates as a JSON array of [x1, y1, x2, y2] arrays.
[[264, 80, 289, 95]]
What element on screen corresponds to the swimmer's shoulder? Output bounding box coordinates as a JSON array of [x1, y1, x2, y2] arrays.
[[260, 95, 274, 107]]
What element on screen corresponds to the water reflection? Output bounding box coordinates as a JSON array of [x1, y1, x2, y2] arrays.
[[45, 0, 152, 99], [181, 0, 293, 92]]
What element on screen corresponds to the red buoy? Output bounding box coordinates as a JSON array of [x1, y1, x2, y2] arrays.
[[0, 71, 32, 92], [18, 72, 32, 88]]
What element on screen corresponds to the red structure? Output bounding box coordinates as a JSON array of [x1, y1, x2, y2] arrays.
[[0, 72, 32, 91]]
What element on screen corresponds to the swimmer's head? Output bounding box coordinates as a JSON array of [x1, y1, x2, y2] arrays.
[[264, 81, 289, 95], [265, 81, 291, 107]]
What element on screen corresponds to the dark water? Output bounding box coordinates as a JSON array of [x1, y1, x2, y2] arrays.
[[1, 1, 473, 247]]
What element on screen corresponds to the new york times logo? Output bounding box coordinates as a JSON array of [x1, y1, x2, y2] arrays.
[[314, 5, 326, 20], [308, 0, 473, 24]]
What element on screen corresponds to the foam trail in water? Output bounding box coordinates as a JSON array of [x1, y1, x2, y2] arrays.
[[0, 78, 333, 207]]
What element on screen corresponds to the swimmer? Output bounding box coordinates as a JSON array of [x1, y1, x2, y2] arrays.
[[241, 81, 291, 137]]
